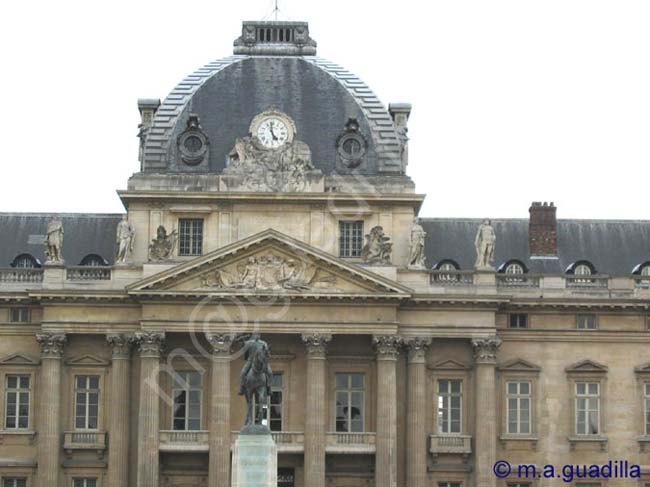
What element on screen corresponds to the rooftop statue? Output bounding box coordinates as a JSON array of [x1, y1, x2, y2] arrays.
[[362, 225, 392, 265], [44, 217, 64, 264], [115, 216, 135, 265], [474, 219, 496, 270], [148, 225, 177, 261], [407, 218, 426, 270], [239, 333, 273, 428]]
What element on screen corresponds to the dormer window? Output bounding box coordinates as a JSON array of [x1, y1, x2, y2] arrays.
[[505, 262, 525, 275], [642, 266, 650, 277], [10, 254, 40, 269], [433, 260, 461, 283], [80, 254, 108, 267], [574, 264, 592, 277]]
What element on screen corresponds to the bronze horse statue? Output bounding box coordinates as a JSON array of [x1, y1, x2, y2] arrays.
[[240, 334, 272, 427]]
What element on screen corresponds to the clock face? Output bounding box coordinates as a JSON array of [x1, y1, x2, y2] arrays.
[[256, 118, 290, 148]]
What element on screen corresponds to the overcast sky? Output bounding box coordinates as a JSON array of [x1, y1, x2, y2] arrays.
[[1, 0, 648, 219]]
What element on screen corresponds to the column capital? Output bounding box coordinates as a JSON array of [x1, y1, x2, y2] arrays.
[[404, 336, 432, 364], [205, 332, 238, 357], [302, 333, 332, 358], [106, 333, 135, 359], [36, 333, 66, 359], [134, 331, 165, 358], [373, 335, 403, 361], [471, 336, 502, 364]]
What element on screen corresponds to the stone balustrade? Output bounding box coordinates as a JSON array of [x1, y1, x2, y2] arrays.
[[63, 430, 107, 456], [0, 268, 43, 283], [159, 430, 209, 452], [66, 266, 112, 281], [429, 434, 472, 457], [326, 432, 376, 454]]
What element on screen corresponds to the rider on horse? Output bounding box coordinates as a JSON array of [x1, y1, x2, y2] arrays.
[[239, 333, 272, 396]]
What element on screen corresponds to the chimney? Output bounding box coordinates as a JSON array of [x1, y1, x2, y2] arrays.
[[388, 103, 412, 168], [137, 99, 160, 168], [529, 202, 557, 256]]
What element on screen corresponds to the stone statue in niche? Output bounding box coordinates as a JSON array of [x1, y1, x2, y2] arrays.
[[115, 216, 135, 265], [201, 254, 337, 291], [148, 225, 177, 261], [474, 219, 496, 269], [407, 218, 426, 270], [44, 217, 64, 264], [362, 226, 392, 265]]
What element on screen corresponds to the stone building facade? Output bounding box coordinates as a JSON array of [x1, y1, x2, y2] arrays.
[[0, 20, 650, 487]]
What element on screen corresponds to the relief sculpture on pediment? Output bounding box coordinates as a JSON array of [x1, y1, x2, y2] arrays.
[[200, 253, 337, 291]]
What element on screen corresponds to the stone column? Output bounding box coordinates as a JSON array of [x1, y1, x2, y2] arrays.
[[36, 333, 66, 487], [135, 331, 165, 487], [373, 335, 402, 487], [206, 333, 237, 487], [472, 336, 502, 487], [302, 333, 332, 487], [404, 337, 431, 487], [106, 334, 133, 487]]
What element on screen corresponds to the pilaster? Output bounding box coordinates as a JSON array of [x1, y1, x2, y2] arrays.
[[135, 331, 165, 487], [472, 336, 502, 487], [302, 333, 332, 487], [373, 335, 402, 487], [36, 333, 66, 487]]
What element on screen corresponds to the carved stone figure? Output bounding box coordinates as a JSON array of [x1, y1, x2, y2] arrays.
[[224, 135, 316, 192], [407, 218, 426, 269], [362, 226, 392, 265], [115, 216, 135, 265], [148, 225, 177, 261], [44, 217, 64, 264], [238, 334, 273, 427], [201, 254, 336, 291], [474, 219, 496, 269]]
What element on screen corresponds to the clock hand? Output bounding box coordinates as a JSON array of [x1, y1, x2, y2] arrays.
[[269, 122, 278, 141]]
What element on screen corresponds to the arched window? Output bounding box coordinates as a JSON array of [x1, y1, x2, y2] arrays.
[[567, 261, 596, 284], [79, 254, 108, 267], [642, 265, 650, 277], [433, 260, 461, 283], [574, 264, 592, 276], [10, 254, 40, 268]]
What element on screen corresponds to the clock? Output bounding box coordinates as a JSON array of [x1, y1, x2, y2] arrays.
[[256, 117, 290, 148], [249, 108, 297, 149]]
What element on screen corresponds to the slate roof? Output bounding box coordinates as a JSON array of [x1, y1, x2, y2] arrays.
[[421, 218, 650, 275], [142, 56, 403, 176], [0, 213, 123, 267]]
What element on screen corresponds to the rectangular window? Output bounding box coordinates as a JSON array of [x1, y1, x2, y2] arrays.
[[645, 383, 650, 436], [74, 375, 100, 430], [73, 479, 97, 487], [437, 379, 462, 434], [259, 373, 283, 432], [575, 382, 600, 435], [2, 478, 27, 487], [509, 314, 528, 329], [178, 219, 204, 256], [5, 375, 30, 430], [9, 308, 30, 323], [437, 483, 461, 487], [506, 381, 531, 434], [577, 314, 597, 330], [507, 484, 531, 487], [339, 221, 364, 258], [173, 371, 202, 431], [335, 373, 364, 432]]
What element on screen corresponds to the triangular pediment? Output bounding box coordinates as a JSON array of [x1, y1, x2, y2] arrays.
[[0, 353, 39, 366], [565, 359, 608, 374], [498, 358, 541, 372], [65, 354, 110, 367], [429, 359, 470, 371], [128, 229, 411, 300]]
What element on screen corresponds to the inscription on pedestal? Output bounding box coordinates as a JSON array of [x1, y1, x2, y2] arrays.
[[231, 432, 277, 487]]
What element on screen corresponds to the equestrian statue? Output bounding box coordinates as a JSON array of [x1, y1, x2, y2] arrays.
[[239, 333, 273, 428]]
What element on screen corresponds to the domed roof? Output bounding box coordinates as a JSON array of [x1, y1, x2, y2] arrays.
[[141, 21, 404, 177]]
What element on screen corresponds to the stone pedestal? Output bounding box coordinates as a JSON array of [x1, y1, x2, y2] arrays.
[[231, 427, 278, 487]]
